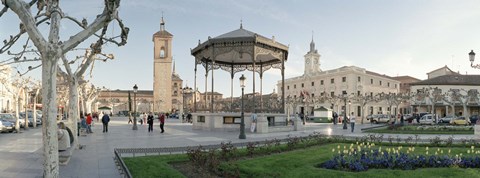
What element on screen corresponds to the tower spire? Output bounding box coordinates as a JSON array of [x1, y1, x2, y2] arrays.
[[160, 12, 165, 31], [240, 18, 243, 29], [310, 30, 315, 53]]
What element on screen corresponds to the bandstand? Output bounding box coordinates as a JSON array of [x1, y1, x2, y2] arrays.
[[190, 24, 304, 134]]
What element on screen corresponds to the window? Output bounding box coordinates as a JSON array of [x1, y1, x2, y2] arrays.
[[311, 93, 315, 97], [395, 84, 397, 88], [197, 116, 205, 123], [294, 95, 297, 98], [160, 47, 166, 58], [370, 79, 373, 84], [370, 92, 373, 97], [342, 91, 347, 95], [379, 81, 382, 86], [301, 83, 304, 88], [321, 92, 324, 97], [294, 84, 296, 89], [387, 82, 390, 87], [357, 91, 360, 96], [174, 83, 177, 87], [331, 78, 334, 84], [311, 82, 314, 86], [287, 86, 290, 90], [330, 92, 334, 97], [321, 80, 324, 85], [342, 77, 346, 82], [358, 76, 361, 82]]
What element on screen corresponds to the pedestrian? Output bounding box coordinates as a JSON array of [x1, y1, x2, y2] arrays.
[[143, 112, 147, 126], [86, 113, 93, 133], [159, 113, 165, 133], [102, 113, 110, 133], [332, 112, 337, 125], [350, 112, 356, 133], [187, 113, 192, 123], [147, 112, 154, 132], [128, 114, 133, 124]]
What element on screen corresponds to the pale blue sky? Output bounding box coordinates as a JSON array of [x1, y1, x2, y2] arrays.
[[2, 0, 480, 97]]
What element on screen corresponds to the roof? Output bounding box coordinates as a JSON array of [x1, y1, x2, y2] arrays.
[[199, 92, 223, 95], [427, 65, 458, 75], [213, 28, 258, 39], [172, 73, 182, 81], [391, 75, 421, 81], [153, 30, 173, 38], [363, 69, 396, 80], [411, 75, 480, 86], [314, 106, 332, 111]]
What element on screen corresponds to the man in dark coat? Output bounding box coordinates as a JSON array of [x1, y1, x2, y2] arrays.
[[147, 112, 154, 132], [101, 114, 110, 133]]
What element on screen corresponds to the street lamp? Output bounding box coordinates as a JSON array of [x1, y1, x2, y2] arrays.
[[469, 50, 480, 69], [181, 86, 193, 122], [343, 95, 348, 130], [132, 84, 138, 130], [239, 74, 246, 139]]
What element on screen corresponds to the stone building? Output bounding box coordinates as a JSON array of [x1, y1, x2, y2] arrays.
[[277, 39, 400, 118]]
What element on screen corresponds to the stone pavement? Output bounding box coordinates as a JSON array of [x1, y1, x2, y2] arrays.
[[0, 117, 476, 178]]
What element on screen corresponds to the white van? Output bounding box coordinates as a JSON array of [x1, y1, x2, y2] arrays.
[[419, 114, 436, 125]]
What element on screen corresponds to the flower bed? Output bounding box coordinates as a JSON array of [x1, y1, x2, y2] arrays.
[[322, 143, 480, 172]]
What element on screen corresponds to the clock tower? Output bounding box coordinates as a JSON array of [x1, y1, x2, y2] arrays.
[[304, 37, 321, 75], [152, 16, 173, 112]]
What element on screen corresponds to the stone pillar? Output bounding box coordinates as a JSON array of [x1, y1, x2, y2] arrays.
[[475, 125, 480, 140], [256, 114, 268, 133], [294, 117, 304, 131]]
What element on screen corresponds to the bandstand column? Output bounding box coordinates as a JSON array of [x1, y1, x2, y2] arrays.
[[282, 56, 285, 113], [260, 64, 263, 113], [205, 62, 208, 111], [194, 63, 197, 112], [211, 60, 215, 113], [252, 48, 256, 113], [230, 65, 234, 112]]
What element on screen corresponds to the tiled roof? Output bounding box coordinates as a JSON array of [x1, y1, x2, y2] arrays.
[[411, 75, 480, 86], [153, 30, 173, 38]]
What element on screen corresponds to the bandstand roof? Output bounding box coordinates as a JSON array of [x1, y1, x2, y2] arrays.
[[191, 26, 289, 75]]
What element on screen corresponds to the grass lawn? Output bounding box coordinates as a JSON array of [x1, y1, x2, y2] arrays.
[[364, 125, 474, 134], [123, 143, 480, 178]]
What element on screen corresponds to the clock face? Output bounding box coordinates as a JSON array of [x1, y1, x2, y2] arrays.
[[306, 60, 310, 64]]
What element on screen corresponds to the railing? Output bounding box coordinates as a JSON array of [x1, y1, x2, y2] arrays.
[[113, 148, 133, 178]]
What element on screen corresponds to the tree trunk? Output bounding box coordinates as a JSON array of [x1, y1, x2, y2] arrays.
[[14, 95, 20, 132], [42, 57, 59, 178], [68, 80, 79, 148]]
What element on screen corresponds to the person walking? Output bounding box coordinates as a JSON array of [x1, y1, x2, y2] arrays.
[[143, 112, 147, 126], [147, 112, 154, 132], [102, 113, 110, 133], [127, 114, 133, 124], [86, 113, 93, 133], [159, 113, 165, 133], [350, 112, 356, 133]]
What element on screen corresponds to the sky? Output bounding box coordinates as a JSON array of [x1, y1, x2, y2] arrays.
[[2, 0, 480, 97]]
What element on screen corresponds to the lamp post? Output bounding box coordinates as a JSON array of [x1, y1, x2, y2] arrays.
[[469, 50, 480, 69], [132, 84, 138, 130], [343, 95, 348, 130], [181, 86, 192, 122], [239, 74, 246, 139]]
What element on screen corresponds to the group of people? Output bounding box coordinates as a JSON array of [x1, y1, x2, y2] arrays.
[[79, 112, 111, 134], [128, 112, 166, 133], [332, 111, 356, 133]]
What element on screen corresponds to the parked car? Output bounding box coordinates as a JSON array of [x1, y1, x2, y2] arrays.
[[439, 115, 456, 123], [451, 116, 470, 125], [370, 114, 391, 124], [470, 115, 479, 125], [19, 112, 41, 126], [419, 114, 436, 125], [0, 113, 23, 128], [0, 119, 14, 133]]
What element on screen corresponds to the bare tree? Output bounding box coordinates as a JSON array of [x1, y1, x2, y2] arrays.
[[0, 1, 128, 176]]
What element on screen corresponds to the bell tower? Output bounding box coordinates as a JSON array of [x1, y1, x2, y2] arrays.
[[152, 16, 173, 112], [304, 33, 321, 75]]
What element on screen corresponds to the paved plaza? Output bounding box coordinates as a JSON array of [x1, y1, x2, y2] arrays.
[[0, 117, 476, 178]]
